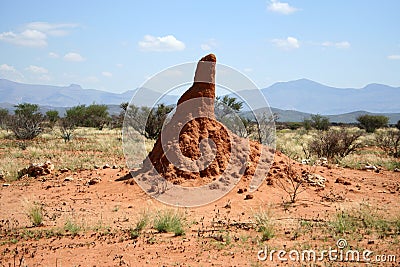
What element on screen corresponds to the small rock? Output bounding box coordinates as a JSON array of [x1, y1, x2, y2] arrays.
[[94, 165, 100, 169], [394, 168, 400, 172], [244, 194, 253, 200], [335, 177, 351, 185], [0, 170, 5, 180], [87, 177, 101, 185], [112, 165, 118, 169], [237, 188, 244, 194], [2, 183, 11, 187], [364, 165, 378, 171], [59, 168, 69, 173], [64, 176, 74, 182], [367, 240, 374, 245], [103, 164, 110, 169]]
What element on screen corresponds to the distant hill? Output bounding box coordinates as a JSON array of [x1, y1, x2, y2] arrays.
[[262, 79, 400, 114], [0, 79, 177, 107]]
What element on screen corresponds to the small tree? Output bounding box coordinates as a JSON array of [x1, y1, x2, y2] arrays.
[[357, 115, 388, 133], [65, 105, 86, 126], [84, 104, 109, 129], [302, 118, 313, 131], [0, 108, 9, 129], [145, 104, 173, 140], [215, 95, 243, 117], [396, 120, 400, 130], [45, 110, 59, 129], [9, 103, 44, 140], [310, 114, 330, 131]]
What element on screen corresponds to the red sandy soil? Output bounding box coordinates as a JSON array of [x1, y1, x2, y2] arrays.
[[1, 152, 399, 266]]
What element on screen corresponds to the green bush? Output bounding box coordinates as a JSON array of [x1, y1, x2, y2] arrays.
[[357, 114, 388, 133], [8, 103, 45, 139]]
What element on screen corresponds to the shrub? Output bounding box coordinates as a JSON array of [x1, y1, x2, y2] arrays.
[[9, 103, 44, 139], [0, 108, 9, 129], [357, 114, 388, 133], [375, 129, 400, 158], [275, 160, 307, 203], [45, 110, 59, 129], [307, 128, 363, 162]]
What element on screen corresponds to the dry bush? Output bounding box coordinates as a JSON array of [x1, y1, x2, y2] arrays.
[[275, 160, 307, 203], [307, 128, 363, 163], [375, 128, 400, 158]]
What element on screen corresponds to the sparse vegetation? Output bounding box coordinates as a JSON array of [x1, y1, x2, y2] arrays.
[[254, 209, 275, 241], [153, 209, 185, 236], [26, 203, 44, 227], [64, 220, 81, 236]]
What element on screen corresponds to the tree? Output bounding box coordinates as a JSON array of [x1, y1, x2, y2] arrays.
[[84, 104, 109, 129], [45, 110, 59, 129], [310, 114, 330, 131], [216, 95, 243, 113], [302, 118, 313, 131], [145, 104, 173, 140], [396, 120, 400, 130], [0, 108, 9, 129], [125, 103, 173, 140], [357, 115, 388, 133], [9, 103, 44, 140], [65, 105, 86, 126]]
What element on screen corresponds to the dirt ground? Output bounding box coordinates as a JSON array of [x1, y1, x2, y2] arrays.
[[1, 151, 399, 266]]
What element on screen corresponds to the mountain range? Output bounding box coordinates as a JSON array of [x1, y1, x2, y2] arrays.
[[0, 78, 399, 123]]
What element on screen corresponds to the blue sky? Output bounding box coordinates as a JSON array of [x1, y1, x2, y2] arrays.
[[0, 0, 399, 93]]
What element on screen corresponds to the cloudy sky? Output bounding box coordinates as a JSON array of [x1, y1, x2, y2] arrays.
[[0, 0, 399, 92]]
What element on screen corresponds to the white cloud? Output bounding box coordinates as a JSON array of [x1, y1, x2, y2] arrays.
[[0, 63, 16, 72], [387, 54, 400, 60], [26, 22, 78, 37], [0, 30, 47, 47], [26, 65, 48, 74], [201, 39, 217, 51], [64, 52, 85, 62], [0, 22, 78, 47], [116, 63, 124, 68], [102, 71, 112, 77], [271, 36, 300, 50], [48, 52, 59, 58], [138, 35, 185, 52], [268, 0, 299, 15], [322, 41, 351, 49], [0, 64, 24, 81]]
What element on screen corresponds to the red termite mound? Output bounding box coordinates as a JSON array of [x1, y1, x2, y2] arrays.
[[142, 54, 264, 187]]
